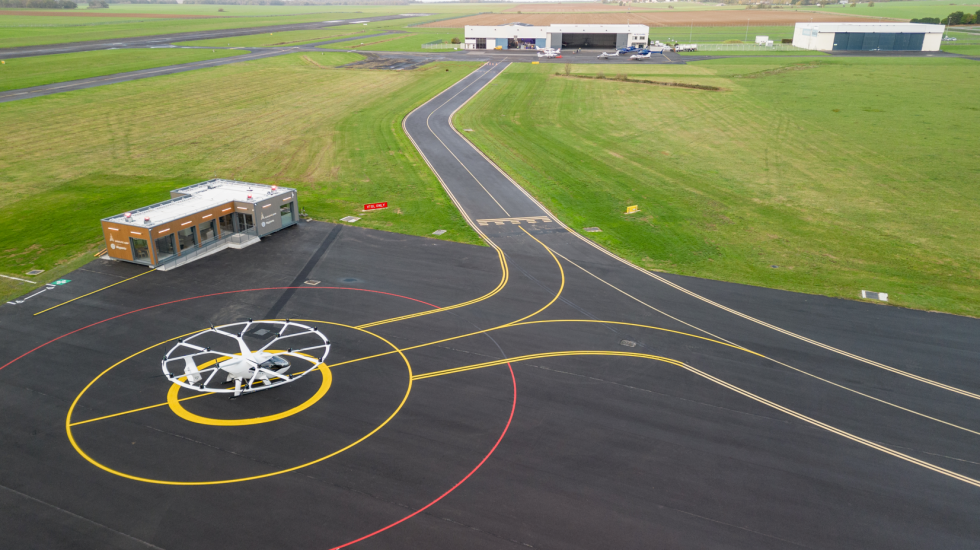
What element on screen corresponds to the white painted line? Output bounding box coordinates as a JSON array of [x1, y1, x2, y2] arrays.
[[0, 274, 37, 284]]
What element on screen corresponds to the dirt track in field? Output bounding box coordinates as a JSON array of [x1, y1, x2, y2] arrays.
[[0, 9, 219, 18], [422, 10, 894, 28]]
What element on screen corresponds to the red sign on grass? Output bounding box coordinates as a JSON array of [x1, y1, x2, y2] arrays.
[[364, 202, 388, 211]]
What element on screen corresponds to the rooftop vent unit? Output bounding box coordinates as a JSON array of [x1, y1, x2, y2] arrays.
[[144, 216, 151, 225], [247, 194, 253, 200], [124, 212, 132, 221]]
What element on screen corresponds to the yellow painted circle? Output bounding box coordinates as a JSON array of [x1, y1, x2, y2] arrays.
[[66, 321, 412, 485], [166, 360, 332, 426]]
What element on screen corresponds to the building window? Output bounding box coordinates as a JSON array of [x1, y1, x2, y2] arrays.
[[476, 37, 486, 49], [198, 220, 216, 243], [280, 202, 294, 226], [236, 213, 254, 232], [218, 214, 233, 235], [155, 234, 175, 261], [177, 226, 197, 251], [130, 238, 150, 262]]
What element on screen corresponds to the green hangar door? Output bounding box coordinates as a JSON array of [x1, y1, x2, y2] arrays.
[[832, 32, 924, 51], [561, 33, 618, 49]]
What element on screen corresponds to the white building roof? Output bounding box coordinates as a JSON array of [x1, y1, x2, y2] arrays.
[[795, 22, 945, 33], [104, 179, 295, 228]]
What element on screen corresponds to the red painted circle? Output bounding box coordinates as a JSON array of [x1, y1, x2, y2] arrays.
[[2, 287, 516, 548]]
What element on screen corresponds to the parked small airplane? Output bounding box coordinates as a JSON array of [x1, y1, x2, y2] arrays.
[[630, 50, 652, 60], [597, 50, 620, 59], [537, 47, 561, 58]]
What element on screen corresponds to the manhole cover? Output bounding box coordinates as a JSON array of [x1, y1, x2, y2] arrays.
[[583, 227, 602, 233], [432, 229, 447, 236], [620, 340, 637, 348], [304, 280, 321, 286], [340, 216, 360, 223], [26, 270, 44, 276]]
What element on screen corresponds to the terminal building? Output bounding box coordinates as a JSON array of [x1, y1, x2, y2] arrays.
[[464, 23, 649, 50], [101, 179, 298, 269], [792, 22, 944, 51]]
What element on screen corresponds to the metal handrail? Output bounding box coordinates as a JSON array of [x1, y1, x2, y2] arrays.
[[156, 228, 257, 268]]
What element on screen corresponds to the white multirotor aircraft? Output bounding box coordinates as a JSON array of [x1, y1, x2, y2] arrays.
[[162, 319, 330, 398]]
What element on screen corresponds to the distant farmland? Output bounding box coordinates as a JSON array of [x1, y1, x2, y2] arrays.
[[422, 10, 892, 28]]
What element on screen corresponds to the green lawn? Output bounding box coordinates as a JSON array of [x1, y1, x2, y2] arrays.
[[175, 14, 461, 49], [0, 48, 243, 92], [787, 0, 980, 21], [942, 29, 980, 55], [0, 54, 483, 301], [455, 58, 980, 317], [0, 4, 495, 49], [322, 29, 466, 53], [651, 25, 798, 44], [173, 27, 373, 48], [678, 50, 826, 56]]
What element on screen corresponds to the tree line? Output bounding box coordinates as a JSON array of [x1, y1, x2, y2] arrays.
[[911, 11, 980, 25]]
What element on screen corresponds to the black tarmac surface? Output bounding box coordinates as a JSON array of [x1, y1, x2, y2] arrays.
[[1, 61, 979, 550]]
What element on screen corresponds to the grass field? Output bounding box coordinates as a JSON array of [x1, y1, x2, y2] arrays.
[[788, 0, 980, 21], [174, 13, 457, 48], [0, 3, 509, 48], [174, 27, 374, 48], [0, 48, 243, 92], [321, 29, 466, 53], [0, 12, 347, 48], [651, 25, 797, 44], [455, 58, 980, 317], [0, 54, 483, 301], [942, 28, 980, 54], [678, 50, 826, 56]]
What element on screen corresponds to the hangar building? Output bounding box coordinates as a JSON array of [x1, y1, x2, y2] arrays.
[[792, 22, 944, 51], [464, 23, 649, 50], [101, 179, 298, 269]]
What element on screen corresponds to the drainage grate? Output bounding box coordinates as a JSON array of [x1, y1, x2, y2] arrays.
[[304, 280, 320, 286], [583, 227, 602, 233], [432, 229, 447, 236], [26, 270, 44, 276], [860, 290, 888, 302], [620, 340, 637, 348]]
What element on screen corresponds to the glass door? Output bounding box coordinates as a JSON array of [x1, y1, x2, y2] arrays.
[[130, 238, 150, 263], [155, 233, 175, 261]]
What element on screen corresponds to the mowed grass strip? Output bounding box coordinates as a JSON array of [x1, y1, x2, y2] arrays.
[[0, 4, 496, 48], [0, 48, 243, 92], [323, 29, 465, 53], [455, 59, 980, 316], [0, 54, 483, 300]]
